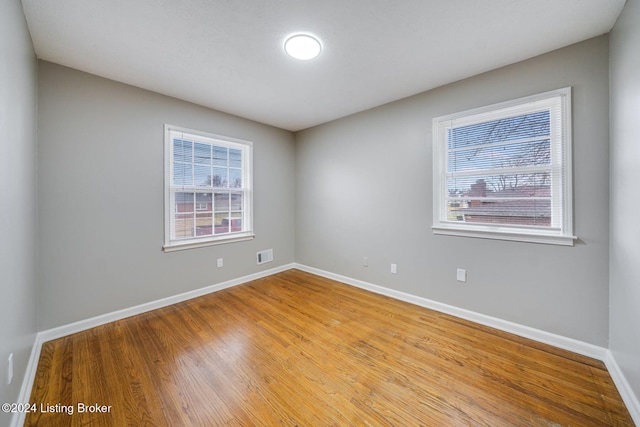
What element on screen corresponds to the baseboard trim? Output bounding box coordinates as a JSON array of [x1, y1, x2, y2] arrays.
[[10, 334, 42, 427], [13, 263, 639, 427], [604, 350, 640, 425], [11, 263, 295, 427], [296, 264, 608, 361], [294, 263, 640, 425], [294, 263, 608, 360], [38, 263, 295, 343]]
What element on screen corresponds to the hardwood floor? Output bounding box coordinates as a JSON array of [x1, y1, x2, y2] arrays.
[[26, 269, 633, 426]]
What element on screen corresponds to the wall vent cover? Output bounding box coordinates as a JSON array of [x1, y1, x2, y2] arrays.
[[257, 249, 273, 265]]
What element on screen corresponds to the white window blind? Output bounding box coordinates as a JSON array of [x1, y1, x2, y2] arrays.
[[163, 125, 253, 251], [432, 88, 575, 245]]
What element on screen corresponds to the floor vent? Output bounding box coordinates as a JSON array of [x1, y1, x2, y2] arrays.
[[257, 249, 273, 265]]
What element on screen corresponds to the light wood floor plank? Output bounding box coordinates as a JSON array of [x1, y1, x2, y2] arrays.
[[26, 269, 634, 426]]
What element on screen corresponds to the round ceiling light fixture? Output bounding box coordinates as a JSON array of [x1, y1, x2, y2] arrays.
[[284, 33, 322, 60]]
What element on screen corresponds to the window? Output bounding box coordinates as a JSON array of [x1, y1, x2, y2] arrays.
[[164, 125, 253, 251], [432, 88, 575, 245]]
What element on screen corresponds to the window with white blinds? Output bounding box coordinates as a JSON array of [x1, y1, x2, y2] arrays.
[[163, 125, 253, 251], [432, 88, 575, 245]]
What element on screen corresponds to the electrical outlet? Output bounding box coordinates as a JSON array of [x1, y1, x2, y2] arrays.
[[363, 257, 368, 267], [457, 268, 467, 282], [391, 263, 397, 274], [217, 258, 223, 268], [7, 353, 13, 385]]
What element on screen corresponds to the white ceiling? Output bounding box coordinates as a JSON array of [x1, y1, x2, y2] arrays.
[[21, 0, 625, 131]]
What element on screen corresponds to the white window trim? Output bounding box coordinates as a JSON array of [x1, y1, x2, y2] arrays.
[[163, 124, 254, 252], [432, 88, 576, 246]]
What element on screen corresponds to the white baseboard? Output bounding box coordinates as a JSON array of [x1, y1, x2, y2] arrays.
[[10, 334, 42, 427], [294, 263, 608, 359], [11, 263, 294, 427], [12, 262, 639, 427], [604, 350, 640, 425], [294, 263, 640, 425], [38, 263, 295, 343]]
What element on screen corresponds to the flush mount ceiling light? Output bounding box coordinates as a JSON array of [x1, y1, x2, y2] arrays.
[[284, 34, 322, 60]]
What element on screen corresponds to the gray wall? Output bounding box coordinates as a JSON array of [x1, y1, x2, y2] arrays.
[[296, 36, 610, 346], [37, 62, 296, 329], [610, 0, 640, 402], [0, 0, 38, 425]]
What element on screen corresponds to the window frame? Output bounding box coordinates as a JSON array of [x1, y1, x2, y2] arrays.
[[163, 124, 254, 252], [432, 88, 576, 246]]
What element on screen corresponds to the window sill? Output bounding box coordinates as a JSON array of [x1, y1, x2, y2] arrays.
[[163, 233, 255, 252], [432, 225, 576, 246]]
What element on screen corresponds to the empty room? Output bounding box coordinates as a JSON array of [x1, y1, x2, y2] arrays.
[[2, 0, 639, 425]]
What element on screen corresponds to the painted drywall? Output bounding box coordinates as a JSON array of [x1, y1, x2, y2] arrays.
[[37, 62, 296, 329], [0, 0, 38, 425], [609, 0, 640, 404], [296, 36, 610, 346]]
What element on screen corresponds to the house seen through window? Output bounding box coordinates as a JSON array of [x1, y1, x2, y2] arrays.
[[432, 88, 575, 245]]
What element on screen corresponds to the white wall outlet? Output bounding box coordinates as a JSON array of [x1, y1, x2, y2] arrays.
[[217, 258, 223, 268], [391, 263, 397, 274], [363, 256, 368, 267], [7, 353, 13, 385], [457, 268, 467, 282]]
